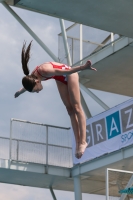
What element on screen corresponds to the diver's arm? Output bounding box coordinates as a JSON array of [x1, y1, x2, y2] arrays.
[[43, 61, 97, 76]]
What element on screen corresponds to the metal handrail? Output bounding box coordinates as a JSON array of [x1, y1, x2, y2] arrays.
[[12, 139, 72, 149], [11, 118, 70, 130], [8, 119, 72, 167], [72, 36, 125, 67]]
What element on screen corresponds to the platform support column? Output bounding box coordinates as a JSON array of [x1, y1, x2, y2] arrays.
[[111, 32, 114, 42], [74, 176, 82, 200], [79, 83, 110, 110], [59, 19, 91, 117], [50, 187, 57, 200], [59, 19, 72, 66], [1, 1, 59, 62], [80, 91, 92, 119], [80, 24, 83, 64]]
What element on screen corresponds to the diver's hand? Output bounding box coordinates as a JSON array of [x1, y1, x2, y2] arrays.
[[14, 88, 26, 98], [14, 91, 20, 98]]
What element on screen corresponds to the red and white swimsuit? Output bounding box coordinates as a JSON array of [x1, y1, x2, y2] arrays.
[[33, 62, 71, 85]]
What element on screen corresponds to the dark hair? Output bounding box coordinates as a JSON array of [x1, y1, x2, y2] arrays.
[[21, 41, 36, 92]]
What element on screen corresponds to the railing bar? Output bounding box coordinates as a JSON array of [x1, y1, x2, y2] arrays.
[[12, 139, 72, 149], [48, 144, 72, 149], [11, 118, 70, 130], [0, 136, 9, 140], [72, 36, 124, 67], [10, 159, 73, 168], [0, 137, 72, 149], [67, 36, 104, 46]]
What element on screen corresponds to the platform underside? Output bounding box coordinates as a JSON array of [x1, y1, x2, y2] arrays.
[[6, 0, 133, 38], [79, 41, 133, 97]]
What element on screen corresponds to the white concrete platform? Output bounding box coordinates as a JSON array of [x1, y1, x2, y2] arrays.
[[0, 160, 71, 189], [6, 0, 133, 38], [1, 143, 133, 195]]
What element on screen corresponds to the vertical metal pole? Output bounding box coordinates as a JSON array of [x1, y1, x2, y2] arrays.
[[59, 19, 72, 66], [46, 125, 48, 174], [111, 33, 114, 45], [80, 24, 83, 64], [111, 33, 114, 42], [80, 91, 92, 119], [80, 24, 92, 117], [50, 187, 57, 200], [17, 140, 19, 161], [72, 38, 74, 65], [106, 168, 109, 200], [1, 1, 59, 62], [9, 119, 13, 162], [74, 176, 82, 200]]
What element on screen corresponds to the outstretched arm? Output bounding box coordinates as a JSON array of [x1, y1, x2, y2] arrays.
[[14, 87, 26, 98], [45, 61, 97, 76]]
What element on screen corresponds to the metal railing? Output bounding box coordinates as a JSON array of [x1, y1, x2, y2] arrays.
[[4, 118, 73, 168], [58, 23, 121, 65]]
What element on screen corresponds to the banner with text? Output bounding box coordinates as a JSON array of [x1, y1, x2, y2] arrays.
[[72, 98, 133, 164]]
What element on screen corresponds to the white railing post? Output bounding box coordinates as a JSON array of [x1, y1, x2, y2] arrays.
[[17, 140, 19, 161], [9, 118, 13, 163], [106, 168, 109, 200], [111, 32, 114, 42], [111, 32, 114, 47], [80, 24, 83, 64], [46, 125, 48, 173]]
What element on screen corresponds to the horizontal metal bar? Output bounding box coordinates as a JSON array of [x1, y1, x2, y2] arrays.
[[11, 118, 70, 130], [67, 36, 104, 47], [0, 137, 72, 149], [14, 140, 72, 149], [107, 168, 133, 174], [0, 136, 9, 140], [72, 36, 124, 67], [58, 22, 77, 36]]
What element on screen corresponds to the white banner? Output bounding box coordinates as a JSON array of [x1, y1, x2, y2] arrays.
[[72, 98, 133, 164]]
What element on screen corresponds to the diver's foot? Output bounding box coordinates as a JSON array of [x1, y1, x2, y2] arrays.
[[77, 142, 88, 159]]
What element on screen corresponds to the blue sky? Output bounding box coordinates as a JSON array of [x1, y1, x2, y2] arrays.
[[0, 3, 131, 200]]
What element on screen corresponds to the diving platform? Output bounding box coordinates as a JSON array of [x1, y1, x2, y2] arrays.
[[1, 129, 133, 195], [5, 0, 133, 38], [78, 36, 133, 97]]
